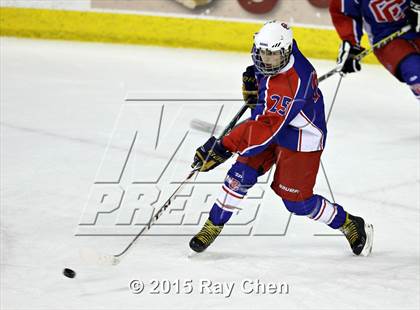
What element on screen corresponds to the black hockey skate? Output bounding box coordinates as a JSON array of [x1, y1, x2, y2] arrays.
[[189, 219, 223, 253], [339, 214, 373, 256]]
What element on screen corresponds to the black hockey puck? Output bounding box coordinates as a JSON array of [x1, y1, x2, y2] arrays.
[[63, 268, 76, 278]]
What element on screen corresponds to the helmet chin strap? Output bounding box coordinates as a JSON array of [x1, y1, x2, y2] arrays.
[[277, 54, 294, 74]]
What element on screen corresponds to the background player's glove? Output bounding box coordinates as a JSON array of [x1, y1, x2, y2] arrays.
[[337, 41, 364, 74], [242, 65, 258, 109], [192, 136, 232, 172], [408, 0, 420, 32]]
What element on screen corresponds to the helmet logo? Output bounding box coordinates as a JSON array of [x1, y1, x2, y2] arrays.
[[281, 22, 290, 29]]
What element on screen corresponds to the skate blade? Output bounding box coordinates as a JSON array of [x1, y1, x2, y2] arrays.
[[361, 223, 374, 256], [187, 249, 199, 258]]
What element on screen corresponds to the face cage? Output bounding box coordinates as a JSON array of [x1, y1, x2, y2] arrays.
[[252, 46, 292, 76]]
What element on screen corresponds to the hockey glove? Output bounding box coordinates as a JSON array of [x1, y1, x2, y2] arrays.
[[409, 0, 420, 32], [242, 65, 258, 109], [192, 136, 232, 172], [337, 41, 365, 74]]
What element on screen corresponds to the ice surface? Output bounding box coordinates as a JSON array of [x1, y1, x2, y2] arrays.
[[1, 38, 419, 309]]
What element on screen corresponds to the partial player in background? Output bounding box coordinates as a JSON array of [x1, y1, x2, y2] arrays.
[[189, 21, 373, 256], [330, 0, 420, 99]]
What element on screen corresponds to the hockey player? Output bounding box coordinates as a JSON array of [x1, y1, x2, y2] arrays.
[[189, 21, 374, 256], [330, 0, 420, 99]]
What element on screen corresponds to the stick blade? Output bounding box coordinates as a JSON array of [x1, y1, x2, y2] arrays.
[[79, 248, 120, 266], [190, 119, 222, 135]]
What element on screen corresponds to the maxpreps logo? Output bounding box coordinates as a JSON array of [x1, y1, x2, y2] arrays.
[[75, 100, 291, 237]]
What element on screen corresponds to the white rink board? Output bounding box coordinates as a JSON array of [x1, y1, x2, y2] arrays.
[[0, 38, 419, 310], [0, 0, 90, 10]]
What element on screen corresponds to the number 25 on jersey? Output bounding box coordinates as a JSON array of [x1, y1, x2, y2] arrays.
[[268, 95, 293, 116]]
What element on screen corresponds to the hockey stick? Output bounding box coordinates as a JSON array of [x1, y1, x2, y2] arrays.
[[319, 24, 412, 82], [85, 104, 249, 266], [190, 118, 224, 136], [89, 26, 412, 265]]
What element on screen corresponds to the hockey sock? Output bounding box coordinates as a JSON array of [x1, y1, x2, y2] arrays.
[[283, 195, 346, 229], [308, 195, 346, 229], [209, 203, 233, 226], [209, 162, 259, 225], [399, 53, 420, 99], [209, 175, 246, 226]]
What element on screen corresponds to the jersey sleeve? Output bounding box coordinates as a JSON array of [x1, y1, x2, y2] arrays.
[[222, 73, 316, 157], [329, 0, 364, 45], [221, 102, 304, 157]]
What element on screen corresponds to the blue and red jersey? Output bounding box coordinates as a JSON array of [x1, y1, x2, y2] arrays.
[[222, 40, 327, 157], [330, 0, 419, 45]]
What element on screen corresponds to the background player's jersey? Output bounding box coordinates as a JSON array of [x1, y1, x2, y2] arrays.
[[330, 0, 419, 45], [222, 41, 327, 157]]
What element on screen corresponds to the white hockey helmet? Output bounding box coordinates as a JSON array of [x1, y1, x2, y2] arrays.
[[252, 20, 293, 76]]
